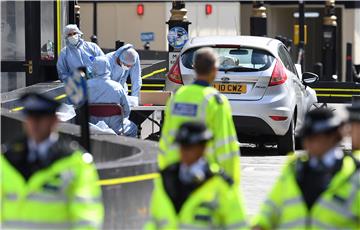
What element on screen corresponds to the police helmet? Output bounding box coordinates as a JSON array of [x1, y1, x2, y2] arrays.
[[20, 92, 60, 116], [300, 108, 343, 137], [175, 121, 213, 145]]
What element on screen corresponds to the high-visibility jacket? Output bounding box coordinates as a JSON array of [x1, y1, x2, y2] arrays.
[[145, 164, 247, 230], [158, 83, 240, 184], [354, 150, 360, 159], [252, 153, 360, 229], [1, 138, 104, 229]]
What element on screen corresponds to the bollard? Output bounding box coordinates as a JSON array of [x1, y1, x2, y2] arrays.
[[322, 0, 337, 81], [313, 62, 323, 80], [250, 1, 267, 36], [144, 42, 150, 50], [346, 43, 353, 82], [91, 35, 98, 44], [115, 40, 124, 50]]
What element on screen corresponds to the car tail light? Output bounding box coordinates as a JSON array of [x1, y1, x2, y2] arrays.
[[167, 57, 183, 84], [269, 59, 287, 86], [269, 116, 288, 121]]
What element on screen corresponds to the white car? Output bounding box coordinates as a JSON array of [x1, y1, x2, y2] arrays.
[[165, 36, 318, 154]]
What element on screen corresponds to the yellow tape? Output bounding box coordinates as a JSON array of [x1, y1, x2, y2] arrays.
[[129, 90, 164, 92], [98, 173, 159, 186], [11, 107, 24, 112], [128, 84, 165, 87], [54, 94, 67, 100], [56, 0, 61, 57], [314, 88, 360, 92], [317, 94, 353, 98], [142, 68, 167, 80]]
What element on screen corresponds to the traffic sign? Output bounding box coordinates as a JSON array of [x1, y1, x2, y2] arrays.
[[169, 52, 180, 69], [141, 32, 155, 42], [167, 26, 188, 49], [64, 70, 88, 106]]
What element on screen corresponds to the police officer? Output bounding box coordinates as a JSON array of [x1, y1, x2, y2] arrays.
[[252, 108, 360, 229], [159, 47, 240, 184], [1, 92, 104, 229], [347, 101, 360, 154], [146, 121, 247, 230]]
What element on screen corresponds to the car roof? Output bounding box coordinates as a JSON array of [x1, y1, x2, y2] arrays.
[[182, 36, 281, 56]]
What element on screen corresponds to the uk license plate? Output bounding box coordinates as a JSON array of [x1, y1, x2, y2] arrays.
[[213, 83, 247, 94]]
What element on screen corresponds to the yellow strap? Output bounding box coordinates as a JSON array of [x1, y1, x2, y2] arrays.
[[316, 94, 353, 98], [128, 84, 165, 87], [54, 94, 67, 100], [98, 173, 159, 186], [313, 88, 360, 92], [142, 68, 167, 79]]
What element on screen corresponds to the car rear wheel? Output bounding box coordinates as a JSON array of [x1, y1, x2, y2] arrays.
[[277, 118, 295, 155]]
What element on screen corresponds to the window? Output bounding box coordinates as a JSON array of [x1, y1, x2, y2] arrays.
[[182, 46, 275, 72], [278, 45, 297, 76]]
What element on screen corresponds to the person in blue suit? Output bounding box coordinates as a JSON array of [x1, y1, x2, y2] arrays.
[[106, 44, 142, 98], [57, 24, 104, 82], [87, 56, 138, 137]]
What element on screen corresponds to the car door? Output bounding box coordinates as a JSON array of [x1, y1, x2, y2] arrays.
[[278, 45, 306, 134]]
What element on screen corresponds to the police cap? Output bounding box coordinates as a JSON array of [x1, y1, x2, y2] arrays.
[[300, 108, 343, 137], [20, 92, 60, 116], [347, 101, 360, 122], [175, 121, 213, 145]]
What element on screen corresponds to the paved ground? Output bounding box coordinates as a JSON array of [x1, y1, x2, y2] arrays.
[[240, 155, 285, 217]]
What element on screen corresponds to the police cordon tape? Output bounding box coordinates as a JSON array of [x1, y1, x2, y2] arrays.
[[142, 68, 167, 79], [98, 173, 159, 186]]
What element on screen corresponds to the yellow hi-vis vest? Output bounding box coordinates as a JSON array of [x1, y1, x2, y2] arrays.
[[252, 154, 360, 229], [1, 142, 104, 229], [145, 165, 247, 230], [158, 84, 240, 184], [354, 150, 360, 159]]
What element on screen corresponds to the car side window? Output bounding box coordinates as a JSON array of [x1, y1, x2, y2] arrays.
[[278, 46, 298, 77], [283, 47, 299, 78]]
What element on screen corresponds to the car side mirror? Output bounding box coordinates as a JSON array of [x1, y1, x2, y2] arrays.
[[302, 72, 319, 85]]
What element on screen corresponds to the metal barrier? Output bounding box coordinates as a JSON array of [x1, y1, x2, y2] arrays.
[[309, 81, 360, 103]]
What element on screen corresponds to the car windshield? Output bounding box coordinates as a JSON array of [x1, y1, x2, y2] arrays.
[[181, 46, 275, 72]]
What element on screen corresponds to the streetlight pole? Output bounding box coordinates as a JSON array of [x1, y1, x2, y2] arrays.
[[322, 0, 337, 81], [166, 1, 191, 70], [298, 0, 305, 72]]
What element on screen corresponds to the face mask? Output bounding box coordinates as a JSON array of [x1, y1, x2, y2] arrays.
[[121, 63, 130, 71], [68, 34, 79, 46]]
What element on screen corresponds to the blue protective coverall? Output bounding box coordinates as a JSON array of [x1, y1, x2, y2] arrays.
[[87, 56, 138, 137], [57, 38, 104, 82], [106, 44, 142, 97]]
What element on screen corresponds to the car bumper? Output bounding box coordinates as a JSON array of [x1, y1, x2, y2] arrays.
[[230, 92, 294, 136]]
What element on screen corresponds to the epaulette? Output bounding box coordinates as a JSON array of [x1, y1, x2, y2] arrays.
[[214, 93, 224, 105], [217, 169, 234, 186]]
